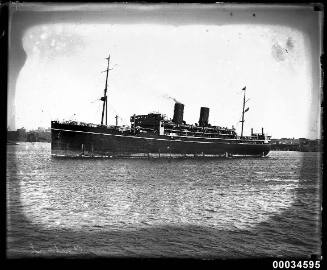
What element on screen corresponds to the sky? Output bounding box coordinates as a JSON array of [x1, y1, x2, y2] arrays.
[[8, 3, 322, 139]]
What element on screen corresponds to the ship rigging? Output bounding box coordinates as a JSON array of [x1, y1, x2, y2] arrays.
[[100, 54, 111, 126], [240, 86, 250, 138]]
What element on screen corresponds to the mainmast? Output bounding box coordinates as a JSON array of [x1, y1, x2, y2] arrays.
[[240, 86, 249, 138], [101, 54, 111, 125]]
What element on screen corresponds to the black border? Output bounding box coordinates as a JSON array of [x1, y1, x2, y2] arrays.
[[2, 0, 325, 267]]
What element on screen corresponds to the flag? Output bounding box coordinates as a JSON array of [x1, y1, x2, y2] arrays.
[[242, 86, 246, 90], [245, 107, 249, 112]]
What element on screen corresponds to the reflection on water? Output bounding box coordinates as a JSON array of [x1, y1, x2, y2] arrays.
[[7, 143, 321, 258]]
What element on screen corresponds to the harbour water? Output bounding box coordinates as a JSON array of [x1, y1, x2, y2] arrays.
[[7, 142, 321, 258]]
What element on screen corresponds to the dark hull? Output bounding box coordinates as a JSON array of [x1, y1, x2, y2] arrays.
[[51, 122, 271, 157]]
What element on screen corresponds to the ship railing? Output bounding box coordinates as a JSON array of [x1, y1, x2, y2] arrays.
[[163, 130, 237, 139], [136, 127, 156, 132], [117, 125, 131, 132], [55, 120, 132, 131], [237, 136, 269, 143], [164, 128, 234, 136], [61, 120, 78, 125], [59, 120, 98, 128], [165, 126, 234, 132], [163, 122, 234, 132], [79, 122, 99, 128]]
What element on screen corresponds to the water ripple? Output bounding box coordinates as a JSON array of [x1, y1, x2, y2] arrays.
[[7, 143, 321, 258]]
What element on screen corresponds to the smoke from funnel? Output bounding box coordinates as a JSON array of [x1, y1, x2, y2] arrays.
[[162, 94, 182, 104]]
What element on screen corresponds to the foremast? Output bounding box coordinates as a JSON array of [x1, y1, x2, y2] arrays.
[[101, 54, 111, 125]]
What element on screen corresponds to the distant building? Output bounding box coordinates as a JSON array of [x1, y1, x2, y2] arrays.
[[7, 127, 51, 143], [271, 137, 321, 152], [27, 132, 38, 142], [17, 128, 27, 141], [37, 127, 46, 132], [7, 130, 18, 142], [299, 138, 321, 152]]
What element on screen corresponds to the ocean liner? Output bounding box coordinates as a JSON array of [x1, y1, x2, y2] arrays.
[[51, 55, 271, 158]]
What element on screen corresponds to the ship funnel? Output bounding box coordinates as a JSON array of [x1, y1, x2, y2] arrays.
[[173, 102, 184, 125], [199, 107, 209, 127]]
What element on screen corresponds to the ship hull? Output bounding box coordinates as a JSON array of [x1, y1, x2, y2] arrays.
[[51, 122, 271, 158]]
